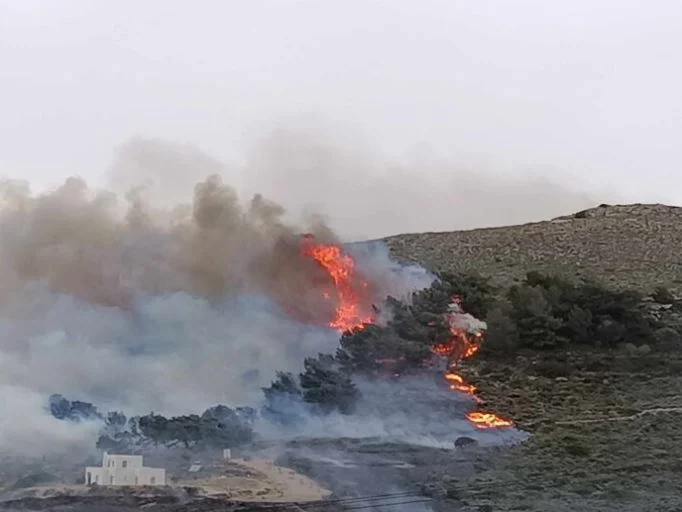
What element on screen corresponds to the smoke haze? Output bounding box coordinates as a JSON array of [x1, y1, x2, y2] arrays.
[[108, 130, 610, 242], [6, 0, 677, 461], [0, 164, 440, 456]]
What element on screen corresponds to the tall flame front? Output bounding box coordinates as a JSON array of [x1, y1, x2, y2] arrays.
[[301, 236, 512, 430], [300, 235, 374, 332]]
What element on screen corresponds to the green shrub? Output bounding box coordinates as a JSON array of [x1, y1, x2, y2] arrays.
[[504, 272, 656, 349], [481, 304, 519, 356]]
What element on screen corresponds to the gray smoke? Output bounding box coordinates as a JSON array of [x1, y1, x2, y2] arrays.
[[0, 136, 535, 460], [236, 119, 616, 240], [0, 157, 435, 457], [106, 129, 616, 244]]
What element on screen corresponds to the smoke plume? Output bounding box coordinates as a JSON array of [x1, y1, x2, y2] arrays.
[[106, 125, 616, 243], [0, 131, 572, 457], [0, 155, 433, 456], [235, 119, 614, 240]]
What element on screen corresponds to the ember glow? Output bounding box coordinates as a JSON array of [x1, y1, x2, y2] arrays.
[[300, 235, 374, 332], [432, 295, 514, 430]]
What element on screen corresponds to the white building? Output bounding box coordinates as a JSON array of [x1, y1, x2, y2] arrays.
[[85, 452, 166, 486]]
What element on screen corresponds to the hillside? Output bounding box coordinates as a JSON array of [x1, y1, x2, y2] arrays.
[[384, 203, 682, 294], [383, 203, 682, 512]]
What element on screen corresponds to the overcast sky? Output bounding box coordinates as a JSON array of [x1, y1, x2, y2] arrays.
[[1, 0, 681, 238]]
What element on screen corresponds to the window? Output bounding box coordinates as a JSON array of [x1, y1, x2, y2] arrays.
[[110, 476, 114, 484], [122, 460, 128, 468], [150, 477, 156, 485]]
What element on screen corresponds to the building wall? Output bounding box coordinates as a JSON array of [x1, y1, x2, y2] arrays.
[[85, 452, 166, 486], [85, 467, 104, 486], [85, 466, 166, 486], [103, 453, 143, 470], [137, 467, 166, 486]]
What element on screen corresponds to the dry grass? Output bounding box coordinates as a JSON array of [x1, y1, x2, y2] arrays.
[[176, 458, 330, 503]]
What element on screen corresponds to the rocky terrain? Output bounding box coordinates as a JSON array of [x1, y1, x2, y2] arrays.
[[385, 203, 682, 294], [385, 203, 682, 511]]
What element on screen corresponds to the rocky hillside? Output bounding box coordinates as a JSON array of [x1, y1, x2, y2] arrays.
[[384, 203, 682, 294]]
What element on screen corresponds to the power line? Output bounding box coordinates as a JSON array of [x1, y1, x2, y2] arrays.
[[238, 491, 431, 511], [340, 498, 434, 510]]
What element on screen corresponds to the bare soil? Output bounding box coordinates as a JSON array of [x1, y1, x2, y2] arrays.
[[176, 457, 330, 503]]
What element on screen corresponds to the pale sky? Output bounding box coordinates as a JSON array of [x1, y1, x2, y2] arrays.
[[1, 0, 681, 238]]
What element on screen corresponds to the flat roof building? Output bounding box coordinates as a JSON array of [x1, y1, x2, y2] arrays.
[[85, 452, 165, 487]]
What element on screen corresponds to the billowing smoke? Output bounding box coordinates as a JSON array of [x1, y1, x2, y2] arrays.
[[105, 126, 616, 243], [0, 157, 434, 457], [235, 119, 614, 241]]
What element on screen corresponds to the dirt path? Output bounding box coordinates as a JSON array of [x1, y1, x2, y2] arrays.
[[178, 457, 330, 503]]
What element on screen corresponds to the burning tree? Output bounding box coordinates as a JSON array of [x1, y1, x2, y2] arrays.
[[299, 234, 376, 331], [269, 238, 515, 430]]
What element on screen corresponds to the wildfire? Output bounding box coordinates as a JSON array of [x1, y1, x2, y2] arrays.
[[466, 411, 514, 429], [432, 295, 513, 430], [300, 235, 374, 332], [301, 239, 512, 431], [444, 371, 478, 396]]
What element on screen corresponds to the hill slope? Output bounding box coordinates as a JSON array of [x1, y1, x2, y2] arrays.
[[384, 203, 682, 511], [384, 203, 682, 293]]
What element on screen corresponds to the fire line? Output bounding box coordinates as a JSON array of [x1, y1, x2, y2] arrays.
[[301, 236, 512, 431], [431, 295, 513, 430]]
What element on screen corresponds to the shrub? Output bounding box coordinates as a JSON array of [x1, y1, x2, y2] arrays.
[[480, 304, 519, 356], [503, 272, 656, 349]]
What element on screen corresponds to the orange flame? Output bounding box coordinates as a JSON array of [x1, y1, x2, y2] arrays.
[[465, 411, 514, 429], [444, 372, 478, 395], [301, 235, 374, 332]]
